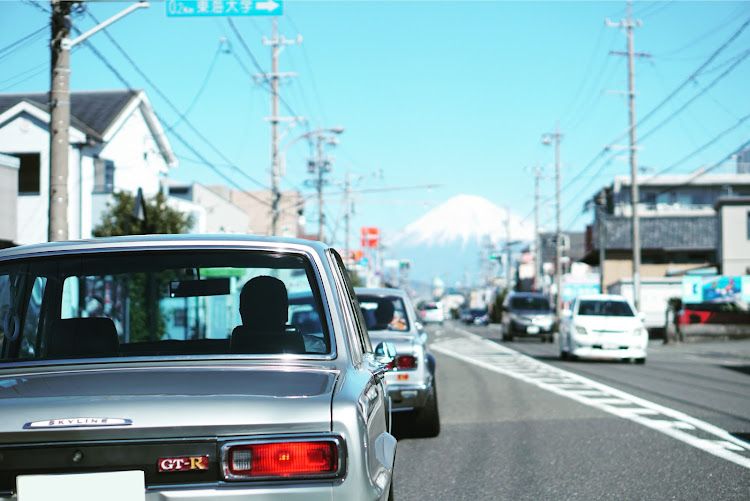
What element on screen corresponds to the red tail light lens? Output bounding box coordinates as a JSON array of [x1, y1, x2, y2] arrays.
[[396, 355, 417, 369], [222, 438, 342, 480], [387, 355, 417, 370]]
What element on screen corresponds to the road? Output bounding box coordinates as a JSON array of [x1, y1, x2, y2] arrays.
[[392, 321, 750, 500]]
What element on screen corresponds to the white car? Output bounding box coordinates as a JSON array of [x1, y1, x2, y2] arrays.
[[419, 302, 444, 325], [559, 294, 648, 364]]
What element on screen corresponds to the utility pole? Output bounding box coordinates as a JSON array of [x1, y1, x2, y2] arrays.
[[344, 170, 351, 263], [542, 125, 563, 320], [505, 204, 512, 292], [49, 0, 72, 242], [48, 1, 148, 242], [607, 0, 649, 310], [533, 164, 542, 292], [317, 133, 326, 241], [261, 18, 300, 236], [597, 189, 607, 294]]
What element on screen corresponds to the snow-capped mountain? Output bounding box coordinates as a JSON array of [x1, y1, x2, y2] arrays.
[[384, 195, 535, 288], [389, 194, 534, 248]]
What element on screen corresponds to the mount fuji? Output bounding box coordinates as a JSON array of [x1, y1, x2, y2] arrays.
[[384, 195, 535, 287]]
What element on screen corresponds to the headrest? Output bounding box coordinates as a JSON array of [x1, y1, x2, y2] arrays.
[[48, 317, 119, 358]]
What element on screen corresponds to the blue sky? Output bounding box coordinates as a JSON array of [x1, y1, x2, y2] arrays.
[[2, 0, 749, 253]]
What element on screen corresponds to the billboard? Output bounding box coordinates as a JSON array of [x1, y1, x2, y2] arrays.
[[682, 275, 750, 303]]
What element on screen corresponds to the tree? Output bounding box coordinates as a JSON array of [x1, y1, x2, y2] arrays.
[[92, 190, 193, 342], [93, 190, 193, 237]]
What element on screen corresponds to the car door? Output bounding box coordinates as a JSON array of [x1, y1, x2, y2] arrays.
[[327, 250, 394, 497]]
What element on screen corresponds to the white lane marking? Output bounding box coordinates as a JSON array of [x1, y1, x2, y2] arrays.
[[432, 330, 750, 469]]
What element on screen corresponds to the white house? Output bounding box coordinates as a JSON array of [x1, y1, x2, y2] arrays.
[[0, 89, 178, 244]]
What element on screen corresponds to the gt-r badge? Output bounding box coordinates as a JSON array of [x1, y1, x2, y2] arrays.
[[158, 456, 209, 472], [23, 417, 132, 429]]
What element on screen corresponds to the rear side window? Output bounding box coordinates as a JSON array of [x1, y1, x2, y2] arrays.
[[0, 250, 332, 363], [357, 295, 410, 332], [577, 300, 634, 317], [510, 296, 551, 311]]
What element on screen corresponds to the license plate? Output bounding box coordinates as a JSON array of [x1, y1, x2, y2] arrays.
[[603, 344, 619, 350], [17, 471, 145, 501], [526, 326, 540, 334]]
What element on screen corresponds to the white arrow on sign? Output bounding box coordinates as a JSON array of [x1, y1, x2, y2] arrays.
[[256, 0, 279, 12]]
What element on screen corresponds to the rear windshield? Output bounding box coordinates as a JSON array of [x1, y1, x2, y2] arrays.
[[577, 300, 634, 317], [0, 249, 332, 363], [510, 296, 551, 311], [357, 294, 410, 332]]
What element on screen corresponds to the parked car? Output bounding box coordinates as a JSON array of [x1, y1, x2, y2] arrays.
[[677, 301, 750, 326], [0, 235, 397, 500], [502, 292, 556, 342], [460, 307, 489, 326], [355, 288, 440, 438], [419, 301, 444, 325], [558, 293, 648, 364]]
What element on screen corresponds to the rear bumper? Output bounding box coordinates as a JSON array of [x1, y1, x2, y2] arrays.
[[508, 320, 554, 336], [387, 382, 431, 412], [570, 345, 647, 360]]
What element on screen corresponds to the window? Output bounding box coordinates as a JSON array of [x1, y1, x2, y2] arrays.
[[0, 249, 332, 362], [747, 210, 750, 240], [93, 157, 115, 194], [13, 153, 40, 194]]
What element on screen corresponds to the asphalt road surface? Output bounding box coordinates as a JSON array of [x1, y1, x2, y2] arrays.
[[391, 321, 750, 500]]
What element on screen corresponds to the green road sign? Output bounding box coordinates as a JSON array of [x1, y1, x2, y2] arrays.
[[166, 0, 282, 17]]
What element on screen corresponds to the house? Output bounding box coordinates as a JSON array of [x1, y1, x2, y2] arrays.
[[582, 172, 750, 291], [209, 186, 305, 237], [166, 181, 249, 234], [0, 89, 177, 244], [716, 196, 750, 276], [0, 153, 20, 248]]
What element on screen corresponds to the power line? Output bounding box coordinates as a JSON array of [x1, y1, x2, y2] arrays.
[[164, 39, 227, 132], [74, 20, 273, 209], [226, 18, 303, 121], [558, 16, 750, 200], [640, 49, 750, 143], [652, 139, 750, 198], [83, 8, 269, 192], [0, 25, 47, 59], [644, 112, 750, 179]]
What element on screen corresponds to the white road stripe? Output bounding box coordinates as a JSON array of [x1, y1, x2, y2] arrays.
[[432, 330, 750, 469]]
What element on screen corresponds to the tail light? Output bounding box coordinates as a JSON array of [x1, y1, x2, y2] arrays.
[[387, 355, 417, 370], [221, 436, 344, 480]]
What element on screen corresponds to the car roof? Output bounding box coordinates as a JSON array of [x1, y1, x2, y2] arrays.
[[0, 234, 329, 260], [508, 292, 549, 299], [577, 294, 629, 301], [354, 287, 408, 299]]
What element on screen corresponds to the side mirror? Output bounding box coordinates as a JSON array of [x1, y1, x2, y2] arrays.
[[638, 311, 646, 322], [419, 332, 428, 344], [374, 341, 397, 365], [562, 309, 572, 318]]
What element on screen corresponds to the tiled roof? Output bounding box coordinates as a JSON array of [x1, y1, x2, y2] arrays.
[[0, 89, 139, 138], [592, 215, 717, 250]]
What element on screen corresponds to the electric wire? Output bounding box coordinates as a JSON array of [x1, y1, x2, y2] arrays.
[[0, 25, 47, 59], [639, 48, 750, 144], [164, 40, 226, 132], [559, 16, 750, 200], [643, 112, 750, 179], [83, 8, 269, 193], [75, 19, 273, 209]]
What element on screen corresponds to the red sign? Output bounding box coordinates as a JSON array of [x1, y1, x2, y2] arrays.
[[361, 227, 379, 248], [158, 455, 209, 472]]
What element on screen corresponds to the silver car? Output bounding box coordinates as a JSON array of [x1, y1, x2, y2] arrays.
[[355, 287, 440, 438], [0, 235, 396, 500]]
